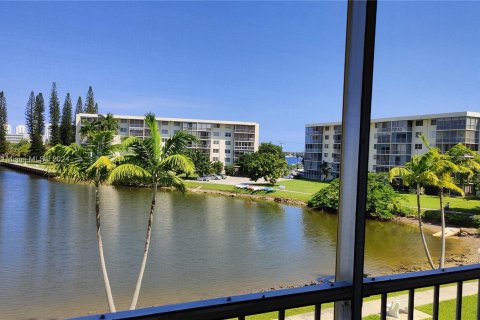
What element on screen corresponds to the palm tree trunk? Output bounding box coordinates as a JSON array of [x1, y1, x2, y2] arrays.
[[439, 189, 446, 268], [416, 183, 436, 269], [95, 182, 116, 313], [130, 182, 157, 310]]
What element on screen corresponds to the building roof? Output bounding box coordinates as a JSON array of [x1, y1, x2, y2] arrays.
[[77, 113, 258, 126], [305, 111, 480, 127]]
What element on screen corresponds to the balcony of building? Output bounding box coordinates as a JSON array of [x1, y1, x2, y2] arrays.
[[73, 1, 480, 319]]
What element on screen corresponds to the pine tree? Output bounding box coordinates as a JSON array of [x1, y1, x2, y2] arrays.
[[0, 91, 7, 155], [94, 102, 99, 114], [48, 82, 61, 145], [30, 93, 46, 157], [84, 86, 96, 113], [25, 91, 35, 137], [60, 93, 73, 145], [75, 96, 83, 114]]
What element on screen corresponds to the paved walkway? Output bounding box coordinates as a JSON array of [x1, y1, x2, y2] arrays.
[[287, 281, 478, 320]]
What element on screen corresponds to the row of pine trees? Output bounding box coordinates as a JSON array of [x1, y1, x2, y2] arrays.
[[0, 84, 99, 157]]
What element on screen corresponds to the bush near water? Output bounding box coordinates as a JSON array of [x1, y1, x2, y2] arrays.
[[307, 173, 401, 220]]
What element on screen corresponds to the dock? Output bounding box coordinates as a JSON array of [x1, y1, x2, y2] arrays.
[[0, 161, 56, 178]]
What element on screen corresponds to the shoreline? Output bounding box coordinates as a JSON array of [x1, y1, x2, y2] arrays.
[[188, 186, 307, 206]]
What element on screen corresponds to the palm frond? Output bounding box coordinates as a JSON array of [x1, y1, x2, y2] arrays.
[[161, 154, 195, 175], [108, 164, 152, 184], [158, 171, 187, 193], [144, 113, 162, 161], [162, 131, 198, 156]]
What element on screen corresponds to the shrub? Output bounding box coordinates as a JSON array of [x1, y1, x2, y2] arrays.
[[307, 173, 400, 220], [423, 211, 480, 228]]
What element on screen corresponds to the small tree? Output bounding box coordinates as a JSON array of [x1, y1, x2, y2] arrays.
[[224, 164, 236, 176], [211, 160, 224, 175], [185, 149, 211, 176], [239, 143, 288, 185]]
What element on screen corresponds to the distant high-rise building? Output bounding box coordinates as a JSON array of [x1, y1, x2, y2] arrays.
[[16, 125, 26, 135], [5, 124, 11, 134], [43, 123, 51, 143]]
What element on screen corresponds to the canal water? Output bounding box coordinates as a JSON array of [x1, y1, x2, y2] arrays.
[[0, 167, 470, 319]]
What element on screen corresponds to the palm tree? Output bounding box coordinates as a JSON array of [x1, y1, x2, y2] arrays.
[[45, 131, 118, 312], [389, 154, 437, 269], [319, 161, 332, 181], [426, 147, 465, 268], [109, 113, 197, 310], [79, 113, 118, 141], [447, 143, 480, 192]]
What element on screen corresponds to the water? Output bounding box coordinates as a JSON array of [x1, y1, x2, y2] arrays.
[[0, 167, 470, 319], [286, 156, 302, 166]]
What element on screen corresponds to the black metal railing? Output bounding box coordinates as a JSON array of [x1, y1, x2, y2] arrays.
[[73, 264, 480, 320]]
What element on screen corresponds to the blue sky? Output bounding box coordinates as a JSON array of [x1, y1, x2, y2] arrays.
[[1, 1, 479, 151]]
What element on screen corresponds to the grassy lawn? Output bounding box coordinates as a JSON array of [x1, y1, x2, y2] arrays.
[[241, 282, 478, 320], [399, 193, 480, 215], [417, 294, 478, 319], [185, 179, 328, 202]]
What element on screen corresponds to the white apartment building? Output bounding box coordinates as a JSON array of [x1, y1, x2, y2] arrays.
[[304, 111, 480, 180], [4, 124, 29, 144], [76, 113, 259, 165]]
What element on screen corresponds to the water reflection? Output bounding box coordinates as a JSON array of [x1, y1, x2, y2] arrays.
[[0, 167, 471, 319]]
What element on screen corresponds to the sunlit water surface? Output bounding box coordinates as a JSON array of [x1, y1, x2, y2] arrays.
[[0, 167, 469, 319]]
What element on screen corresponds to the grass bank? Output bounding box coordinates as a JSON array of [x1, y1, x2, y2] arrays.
[[185, 179, 329, 203]]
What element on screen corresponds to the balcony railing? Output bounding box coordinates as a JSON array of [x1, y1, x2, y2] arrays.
[[74, 264, 480, 320]]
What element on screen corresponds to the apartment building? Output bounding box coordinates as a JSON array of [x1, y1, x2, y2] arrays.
[[75, 113, 259, 165], [304, 111, 480, 180]]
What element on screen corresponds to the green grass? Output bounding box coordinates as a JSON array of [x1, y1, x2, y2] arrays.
[[240, 282, 479, 320], [399, 193, 480, 215], [417, 294, 478, 319], [184, 179, 328, 202]]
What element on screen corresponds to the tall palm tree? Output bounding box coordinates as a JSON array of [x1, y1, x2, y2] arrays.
[[426, 147, 465, 268], [389, 154, 437, 269], [109, 113, 197, 310], [45, 131, 118, 312]]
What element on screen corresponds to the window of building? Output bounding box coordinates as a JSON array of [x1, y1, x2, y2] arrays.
[[225, 141, 231, 145], [324, 153, 328, 157], [415, 132, 422, 138], [324, 127, 329, 131], [325, 135, 329, 140], [174, 121, 181, 126], [374, 144, 377, 149], [225, 158, 230, 163], [215, 124, 220, 128], [213, 149, 219, 153], [324, 144, 329, 148], [161, 129, 168, 134], [225, 132, 232, 137], [225, 149, 231, 154], [415, 144, 422, 150], [213, 157, 219, 161], [120, 128, 127, 133], [213, 140, 219, 144], [225, 125, 231, 129], [213, 132, 220, 137], [415, 120, 423, 126], [431, 119, 437, 125], [120, 119, 128, 124], [162, 121, 169, 126]]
